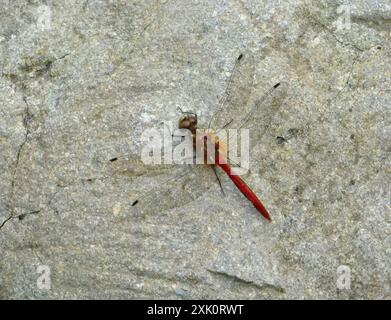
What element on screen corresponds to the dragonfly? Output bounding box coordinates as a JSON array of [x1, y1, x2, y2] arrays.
[[109, 52, 287, 221]]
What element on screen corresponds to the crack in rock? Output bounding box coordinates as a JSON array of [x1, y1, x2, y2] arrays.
[[206, 268, 285, 294], [299, 6, 365, 53], [0, 97, 32, 230]]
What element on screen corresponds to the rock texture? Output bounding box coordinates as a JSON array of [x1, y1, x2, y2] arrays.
[[0, 0, 390, 299]]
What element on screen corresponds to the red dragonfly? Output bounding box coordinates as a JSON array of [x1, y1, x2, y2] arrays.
[[109, 53, 287, 222]]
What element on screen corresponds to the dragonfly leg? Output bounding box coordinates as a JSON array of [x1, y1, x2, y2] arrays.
[[222, 119, 233, 129], [212, 165, 226, 197]]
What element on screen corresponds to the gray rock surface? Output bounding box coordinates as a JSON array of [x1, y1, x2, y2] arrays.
[[0, 0, 390, 299]]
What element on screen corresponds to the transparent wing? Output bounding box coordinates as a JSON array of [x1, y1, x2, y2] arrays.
[[208, 53, 255, 130], [237, 80, 288, 148], [107, 155, 216, 218], [219, 81, 288, 173], [106, 153, 181, 178], [208, 52, 288, 149], [206, 52, 288, 174]]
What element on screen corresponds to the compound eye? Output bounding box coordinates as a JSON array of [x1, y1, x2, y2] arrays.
[[179, 119, 189, 129], [187, 117, 195, 127]]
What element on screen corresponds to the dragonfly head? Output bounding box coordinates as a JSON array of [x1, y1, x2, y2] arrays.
[[178, 114, 197, 133]]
